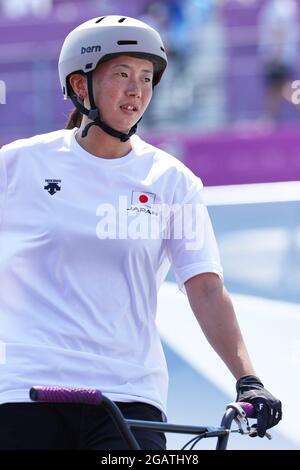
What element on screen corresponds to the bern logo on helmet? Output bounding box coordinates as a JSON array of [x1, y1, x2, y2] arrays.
[[81, 45, 101, 54]]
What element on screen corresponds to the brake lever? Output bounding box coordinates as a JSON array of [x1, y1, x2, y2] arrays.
[[226, 402, 250, 434], [226, 403, 272, 440]]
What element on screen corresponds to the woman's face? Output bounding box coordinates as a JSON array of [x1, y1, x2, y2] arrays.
[[92, 55, 154, 133]]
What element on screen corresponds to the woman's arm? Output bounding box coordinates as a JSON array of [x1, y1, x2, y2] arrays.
[[184, 271, 282, 437], [185, 272, 256, 379]]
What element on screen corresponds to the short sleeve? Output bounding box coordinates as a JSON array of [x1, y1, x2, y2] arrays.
[[166, 173, 223, 294]]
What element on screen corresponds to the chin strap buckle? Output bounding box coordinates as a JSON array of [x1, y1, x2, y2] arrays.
[[87, 108, 99, 121]]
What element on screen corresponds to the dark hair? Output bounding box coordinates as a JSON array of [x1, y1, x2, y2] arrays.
[[65, 107, 83, 129]]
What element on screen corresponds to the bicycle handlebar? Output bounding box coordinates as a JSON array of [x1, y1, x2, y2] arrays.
[[29, 385, 255, 418], [29, 385, 256, 450]]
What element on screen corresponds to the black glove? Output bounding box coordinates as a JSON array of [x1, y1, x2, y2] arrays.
[[236, 375, 282, 438]]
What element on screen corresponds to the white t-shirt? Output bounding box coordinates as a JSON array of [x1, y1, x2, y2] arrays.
[[0, 128, 223, 413]]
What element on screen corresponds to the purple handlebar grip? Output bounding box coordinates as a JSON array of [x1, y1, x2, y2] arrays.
[[30, 386, 103, 406], [238, 402, 256, 418]]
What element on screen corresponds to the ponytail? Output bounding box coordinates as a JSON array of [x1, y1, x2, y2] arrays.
[[65, 107, 83, 129]]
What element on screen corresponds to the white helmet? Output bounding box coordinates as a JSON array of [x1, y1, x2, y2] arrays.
[[58, 15, 168, 99]]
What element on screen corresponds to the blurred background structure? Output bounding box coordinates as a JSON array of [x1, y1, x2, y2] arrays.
[[0, 0, 300, 450]]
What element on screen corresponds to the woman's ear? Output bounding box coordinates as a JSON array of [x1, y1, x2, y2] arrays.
[[69, 73, 88, 101]]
